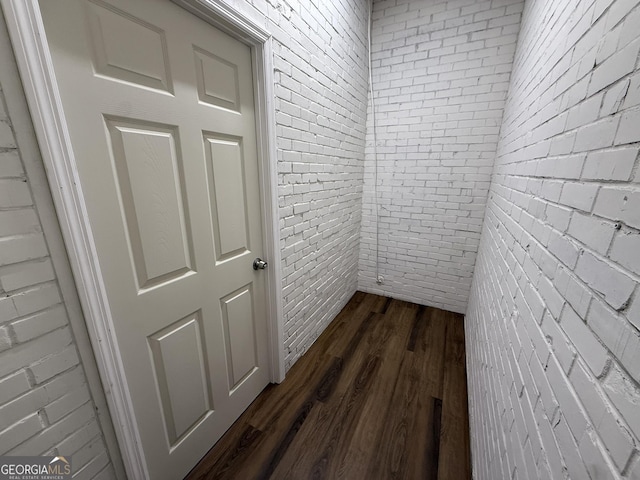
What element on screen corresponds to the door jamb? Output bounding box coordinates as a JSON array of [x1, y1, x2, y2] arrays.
[[1, 1, 284, 478]]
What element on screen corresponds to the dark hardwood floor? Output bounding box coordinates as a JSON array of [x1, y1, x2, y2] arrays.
[[186, 291, 471, 480]]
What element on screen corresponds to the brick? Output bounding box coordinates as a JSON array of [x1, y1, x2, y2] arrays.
[[616, 107, 640, 144], [604, 0, 640, 30], [535, 154, 584, 179], [11, 305, 68, 343], [570, 94, 602, 133], [0, 327, 72, 378], [0, 120, 16, 148], [0, 179, 33, 208], [0, 413, 41, 453], [602, 362, 640, 440], [0, 383, 50, 432], [588, 299, 640, 383], [582, 147, 638, 181], [0, 326, 11, 352], [74, 450, 110, 479], [578, 432, 618, 479], [54, 420, 101, 456], [569, 362, 606, 426], [0, 370, 31, 405], [567, 213, 615, 254], [547, 230, 581, 268], [0, 259, 56, 292], [29, 346, 81, 384], [0, 234, 48, 267], [537, 276, 565, 318], [93, 465, 117, 480], [544, 203, 572, 232], [541, 315, 575, 372], [629, 459, 640, 480], [8, 403, 94, 456], [0, 209, 40, 237], [587, 37, 640, 96], [600, 78, 631, 115], [536, 407, 565, 479], [627, 293, 640, 331], [560, 306, 608, 376], [573, 116, 619, 152], [555, 414, 591, 480], [0, 150, 24, 177], [618, 6, 640, 49], [45, 386, 91, 423], [547, 356, 587, 441], [593, 187, 640, 229], [0, 295, 18, 321], [623, 71, 640, 109], [558, 182, 599, 212], [575, 250, 635, 310], [597, 410, 636, 470], [610, 230, 640, 275]]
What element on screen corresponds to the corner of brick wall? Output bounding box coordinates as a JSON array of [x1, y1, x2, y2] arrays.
[[248, 0, 371, 368], [359, 0, 525, 314]]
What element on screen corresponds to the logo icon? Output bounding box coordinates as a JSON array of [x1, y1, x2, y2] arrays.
[[0, 456, 72, 480]]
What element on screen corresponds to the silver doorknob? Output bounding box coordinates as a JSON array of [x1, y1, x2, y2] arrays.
[[253, 258, 268, 270]]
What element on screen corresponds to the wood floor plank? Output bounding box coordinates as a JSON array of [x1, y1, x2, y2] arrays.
[[417, 307, 448, 401], [185, 292, 471, 480], [407, 305, 426, 352], [334, 301, 418, 480], [243, 308, 386, 479], [267, 310, 387, 479], [324, 294, 388, 357], [437, 312, 471, 480], [186, 423, 262, 480], [366, 305, 446, 480], [186, 350, 334, 480], [271, 354, 381, 479]]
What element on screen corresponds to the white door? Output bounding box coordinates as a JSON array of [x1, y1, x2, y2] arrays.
[[38, 0, 271, 478]]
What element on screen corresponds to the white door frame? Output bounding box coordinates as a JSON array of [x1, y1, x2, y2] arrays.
[[1, 1, 284, 478]]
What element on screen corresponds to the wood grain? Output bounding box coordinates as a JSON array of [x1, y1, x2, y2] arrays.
[[185, 292, 471, 480]]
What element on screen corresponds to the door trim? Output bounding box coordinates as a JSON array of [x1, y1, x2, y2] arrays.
[[1, 1, 284, 478]]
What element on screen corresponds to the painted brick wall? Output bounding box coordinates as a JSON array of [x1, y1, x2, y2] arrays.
[[221, 0, 370, 368], [358, 0, 524, 313], [0, 0, 369, 472], [0, 44, 116, 480], [466, 0, 640, 478]]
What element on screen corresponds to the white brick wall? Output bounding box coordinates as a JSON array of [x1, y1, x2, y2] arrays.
[[224, 0, 370, 367], [358, 0, 524, 313], [0, 52, 115, 479], [466, 0, 640, 478]]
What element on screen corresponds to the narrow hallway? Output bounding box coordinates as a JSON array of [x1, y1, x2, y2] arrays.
[[186, 292, 470, 480]]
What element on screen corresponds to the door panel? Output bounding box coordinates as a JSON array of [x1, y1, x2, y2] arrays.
[[148, 311, 212, 445], [86, 0, 172, 92], [204, 135, 251, 261], [106, 118, 194, 289], [39, 1, 271, 478], [221, 286, 258, 389], [194, 47, 240, 111]]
